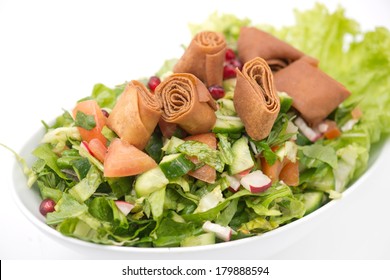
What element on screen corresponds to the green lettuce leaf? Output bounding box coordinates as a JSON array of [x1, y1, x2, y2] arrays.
[[68, 165, 103, 202], [46, 193, 88, 225], [299, 143, 338, 169], [153, 217, 198, 247], [32, 143, 68, 180], [89, 197, 129, 234], [189, 12, 251, 47], [91, 83, 125, 109]]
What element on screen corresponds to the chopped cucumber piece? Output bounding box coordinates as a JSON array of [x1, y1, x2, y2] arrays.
[[222, 78, 236, 99], [217, 98, 236, 116], [134, 166, 169, 197], [159, 153, 195, 179], [296, 191, 325, 215], [180, 232, 216, 247], [228, 136, 255, 175], [162, 136, 185, 154], [213, 115, 244, 134]]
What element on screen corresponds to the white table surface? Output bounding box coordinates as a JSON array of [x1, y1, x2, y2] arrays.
[[1, 0, 390, 260]]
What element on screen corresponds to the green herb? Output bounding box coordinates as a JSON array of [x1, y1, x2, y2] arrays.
[[178, 140, 224, 172], [74, 111, 96, 130]]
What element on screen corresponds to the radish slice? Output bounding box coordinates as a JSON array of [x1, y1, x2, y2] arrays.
[[222, 173, 241, 192], [294, 117, 322, 142], [81, 141, 93, 155], [233, 167, 251, 180], [341, 119, 359, 132], [202, 221, 232, 242], [114, 200, 134, 216], [240, 170, 272, 193], [317, 122, 329, 133]]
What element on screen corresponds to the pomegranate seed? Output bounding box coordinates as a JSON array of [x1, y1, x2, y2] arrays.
[[39, 198, 56, 216], [101, 109, 109, 118], [223, 64, 237, 80], [148, 76, 161, 92], [208, 85, 225, 100], [225, 48, 236, 61]]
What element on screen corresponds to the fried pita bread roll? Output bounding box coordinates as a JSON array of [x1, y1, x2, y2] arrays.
[[234, 57, 280, 140], [237, 27, 318, 71], [274, 58, 351, 126], [107, 80, 162, 150], [173, 31, 226, 87], [155, 73, 217, 135]]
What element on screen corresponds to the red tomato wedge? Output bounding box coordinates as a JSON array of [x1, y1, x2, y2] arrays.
[[185, 133, 217, 184], [88, 138, 107, 163], [104, 138, 157, 177], [322, 120, 341, 140], [73, 100, 107, 145], [261, 156, 300, 187], [279, 160, 299, 186], [260, 157, 284, 183]]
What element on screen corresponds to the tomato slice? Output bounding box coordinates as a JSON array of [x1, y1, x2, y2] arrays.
[[73, 100, 107, 145], [279, 160, 299, 186], [104, 138, 157, 177], [88, 138, 107, 163], [261, 155, 300, 187], [260, 157, 283, 183], [322, 120, 341, 140]]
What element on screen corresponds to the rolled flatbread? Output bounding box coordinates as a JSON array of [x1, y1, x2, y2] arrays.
[[237, 27, 318, 71], [155, 73, 217, 135], [274, 58, 351, 126], [173, 31, 226, 87], [107, 80, 162, 150], [234, 57, 280, 140]]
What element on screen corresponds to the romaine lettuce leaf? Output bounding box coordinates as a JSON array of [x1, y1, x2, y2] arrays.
[[299, 143, 338, 169], [32, 143, 68, 180], [153, 217, 198, 247]]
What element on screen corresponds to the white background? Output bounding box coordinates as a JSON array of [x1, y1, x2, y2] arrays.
[[1, 0, 390, 260]]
